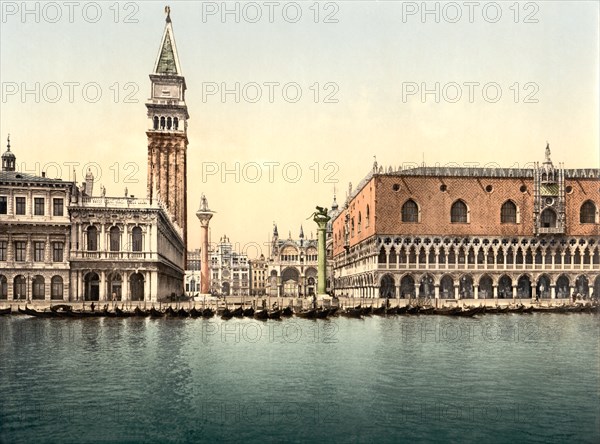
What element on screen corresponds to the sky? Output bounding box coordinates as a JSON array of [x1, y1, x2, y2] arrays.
[[1, 1, 599, 257]]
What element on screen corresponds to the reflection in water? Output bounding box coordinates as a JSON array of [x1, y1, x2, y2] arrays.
[[0, 315, 598, 443]]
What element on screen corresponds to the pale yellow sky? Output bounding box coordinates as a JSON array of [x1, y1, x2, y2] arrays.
[[1, 1, 598, 256]]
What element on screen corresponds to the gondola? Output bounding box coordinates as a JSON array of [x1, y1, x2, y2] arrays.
[[327, 307, 339, 317], [115, 306, 133, 317], [231, 307, 244, 318], [385, 306, 398, 315], [201, 308, 215, 318], [295, 308, 317, 319], [18, 305, 58, 318], [0, 307, 12, 316], [452, 306, 483, 317], [433, 306, 461, 315], [150, 307, 165, 317], [406, 305, 420, 315], [177, 308, 189, 317], [243, 307, 255, 317], [221, 308, 233, 320], [189, 307, 203, 317], [253, 309, 269, 320], [341, 308, 362, 318], [102, 306, 117, 317], [134, 306, 149, 317], [268, 309, 282, 319], [315, 308, 329, 319], [521, 306, 534, 314], [50, 304, 72, 313], [281, 306, 293, 317], [372, 306, 386, 316], [396, 305, 410, 315], [419, 306, 435, 315], [165, 306, 178, 317], [508, 305, 525, 314]]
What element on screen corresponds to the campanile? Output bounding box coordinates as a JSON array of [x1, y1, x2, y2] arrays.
[[146, 8, 188, 250]]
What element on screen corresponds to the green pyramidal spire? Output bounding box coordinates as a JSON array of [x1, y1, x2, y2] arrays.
[[153, 11, 181, 75]]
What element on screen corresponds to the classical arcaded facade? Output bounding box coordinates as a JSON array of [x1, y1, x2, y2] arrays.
[[146, 13, 188, 256], [332, 147, 600, 300], [0, 137, 72, 301], [69, 178, 185, 303]]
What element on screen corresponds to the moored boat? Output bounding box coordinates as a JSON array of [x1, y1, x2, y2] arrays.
[[0, 307, 12, 316], [253, 309, 269, 320]]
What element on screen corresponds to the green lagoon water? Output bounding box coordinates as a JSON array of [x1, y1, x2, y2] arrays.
[[0, 314, 598, 443]]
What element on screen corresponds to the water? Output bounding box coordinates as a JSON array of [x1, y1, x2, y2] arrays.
[[0, 314, 598, 443]]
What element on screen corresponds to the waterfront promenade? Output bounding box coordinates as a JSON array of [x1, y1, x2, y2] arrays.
[[0, 296, 589, 312]]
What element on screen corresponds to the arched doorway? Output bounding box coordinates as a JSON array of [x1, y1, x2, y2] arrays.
[[84, 272, 100, 301], [107, 273, 122, 301], [32, 275, 45, 300], [281, 268, 300, 297], [269, 270, 278, 297], [0, 275, 7, 300], [537, 275, 551, 299], [517, 275, 532, 298], [305, 267, 317, 296], [440, 275, 454, 299], [498, 275, 512, 299], [419, 274, 434, 298], [556, 275, 569, 298], [13, 275, 26, 300], [459, 275, 474, 298], [222, 282, 230, 296], [129, 273, 144, 301], [380, 274, 395, 298], [400, 275, 415, 298], [575, 275, 589, 298], [479, 275, 493, 299], [51, 276, 63, 300]]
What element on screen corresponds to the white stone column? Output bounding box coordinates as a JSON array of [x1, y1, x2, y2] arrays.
[[474, 285, 479, 300]]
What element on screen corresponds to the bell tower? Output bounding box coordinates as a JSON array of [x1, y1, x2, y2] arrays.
[[146, 6, 189, 250]]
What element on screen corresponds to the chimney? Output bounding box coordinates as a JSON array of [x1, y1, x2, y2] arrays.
[[41, 171, 46, 178]]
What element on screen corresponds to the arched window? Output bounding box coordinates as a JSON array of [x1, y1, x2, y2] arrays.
[[366, 205, 370, 227], [358, 212, 362, 233], [167, 117, 172, 130], [87, 226, 98, 251], [451, 200, 468, 223], [402, 200, 419, 223], [160, 117, 166, 129], [0, 275, 7, 300], [580, 201, 596, 223], [13, 275, 26, 300], [32, 275, 45, 300], [173, 117, 179, 130], [351, 218, 355, 237], [110, 226, 121, 252], [540, 208, 557, 228], [51, 276, 63, 300], [501, 200, 517, 223], [132, 227, 143, 252], [153, 116, 159, 130]]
